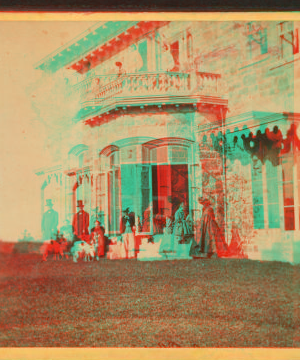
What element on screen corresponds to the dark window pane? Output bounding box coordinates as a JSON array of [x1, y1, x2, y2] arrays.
[[253, 196, 264, 205], [252, 165, 263, 181], [253, 205, 264, 229], [282, 157, 293, 182], [283, 182, 294, 206], [284, 207, 295, 231]]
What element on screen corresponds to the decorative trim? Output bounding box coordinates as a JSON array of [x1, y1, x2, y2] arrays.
[[142, 137, 194, 150], [100, 144, 119, 157], [35, 164, 62, 176], [68, 144, 89, 156]]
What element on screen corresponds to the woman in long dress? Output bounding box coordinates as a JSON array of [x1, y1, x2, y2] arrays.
[[173, 202, 189, 245], [189, 197, 228, 258], [159, 216, 174, 254]]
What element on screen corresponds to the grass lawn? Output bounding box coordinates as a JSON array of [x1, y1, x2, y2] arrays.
[[0, 253, 299, 347]]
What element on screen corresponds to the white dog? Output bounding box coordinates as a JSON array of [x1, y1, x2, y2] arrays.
[[70, 241, 95, 263]]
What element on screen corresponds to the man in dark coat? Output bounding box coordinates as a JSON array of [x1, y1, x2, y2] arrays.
[[72, 200, 90, 240], [41, 199, 59, 240], [120, 207, 135, 234]]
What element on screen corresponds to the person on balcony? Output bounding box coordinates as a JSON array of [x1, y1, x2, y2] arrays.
[[116, 62, 126, 78], [189, 197, 228, 259], [161, 38, 175, 72], [124, 44, 143, 73]]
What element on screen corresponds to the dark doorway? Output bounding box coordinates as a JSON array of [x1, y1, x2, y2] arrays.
[[152, 164, 189, 218]]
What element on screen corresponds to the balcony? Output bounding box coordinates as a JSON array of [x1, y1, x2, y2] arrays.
[[73, 71, 228, 122]]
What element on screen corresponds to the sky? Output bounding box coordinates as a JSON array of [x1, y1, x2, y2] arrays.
[[0, 21, 97, 241]]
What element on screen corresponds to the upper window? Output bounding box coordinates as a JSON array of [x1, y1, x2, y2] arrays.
[[149, 145, 189, 164], [277, 22, 299, 59], [245, 22, 268, 60]]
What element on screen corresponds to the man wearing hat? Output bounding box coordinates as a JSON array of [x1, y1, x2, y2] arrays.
[[41, 199, 59, 240], [120, 207, 135, 234], [72, 200, 90, 240]]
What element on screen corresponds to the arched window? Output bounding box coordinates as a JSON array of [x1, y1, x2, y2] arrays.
[[67, 144, 90, 221], [68, 144, 89, 170]]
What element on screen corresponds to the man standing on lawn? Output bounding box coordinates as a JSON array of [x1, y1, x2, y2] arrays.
[[41, 199, 59, 240], [72, 200, 90, 240]]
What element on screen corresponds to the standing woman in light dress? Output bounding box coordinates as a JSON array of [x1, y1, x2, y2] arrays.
[[173, 202, 189, 245]]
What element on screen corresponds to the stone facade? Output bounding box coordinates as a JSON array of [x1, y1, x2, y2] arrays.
[[35, 20, 300, 263]]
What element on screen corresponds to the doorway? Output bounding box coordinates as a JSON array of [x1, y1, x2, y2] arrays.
[[152, 164, 189, 233]]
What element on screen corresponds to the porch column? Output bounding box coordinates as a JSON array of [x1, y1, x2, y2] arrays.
[[261, 164, 269, 230], [136, 145, 143, 221], [190, 142, 202, 225], [40, 177, 47, 228], [104, 157, 109, 234], [60, 172, 66, 224]]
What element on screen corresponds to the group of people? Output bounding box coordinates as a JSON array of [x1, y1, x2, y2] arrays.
[[42, 200, 106, 259], [42, 195, 236, 261]]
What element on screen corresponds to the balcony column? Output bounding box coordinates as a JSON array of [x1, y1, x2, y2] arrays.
[[104, 156, 110, 234], [147, 32, 155, 72], [190, 142, 202, 226], [179, 33, 187, 71]]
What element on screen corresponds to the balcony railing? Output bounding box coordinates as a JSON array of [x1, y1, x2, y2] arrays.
[[196, 72, 225, 95], [73, 70, 227, 114]]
